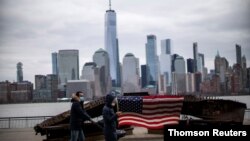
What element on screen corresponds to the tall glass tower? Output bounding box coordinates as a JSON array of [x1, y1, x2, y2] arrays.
[[17, 62, 23, 82], [57, 50, 79, 89], [193, 42, 198, 72], [105, 0, 120, 87], [160, 39, 172, 85], [52, 52, 58, 75], [146, 35, 158, 86], [236, 44, 242, 65]]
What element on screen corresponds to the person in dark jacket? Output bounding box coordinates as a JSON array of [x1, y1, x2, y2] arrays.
[[70, 91, 92, 141], [102, 94, 122, 141]]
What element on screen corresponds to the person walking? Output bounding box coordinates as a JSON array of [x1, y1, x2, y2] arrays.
[[70, 91, 92, 141], [102, 94, 122, 141]]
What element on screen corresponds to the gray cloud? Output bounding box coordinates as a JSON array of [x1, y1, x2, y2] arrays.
[[0, 0, 249, 83]]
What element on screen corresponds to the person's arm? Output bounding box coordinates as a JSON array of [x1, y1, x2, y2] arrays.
[[103, 108, 117, 122], [74, 102, 91, 121]]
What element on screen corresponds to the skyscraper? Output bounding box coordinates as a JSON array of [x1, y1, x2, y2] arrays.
[[146, 35, 158, 86], [187, 58, 194, 73], [174, 56, 186, 74], [47, 74, 58, 101], [214, 52, 229, 83], [141, 65, 149, 88], [17, 62, 23, 82], [34, 74, 58, 101], [122, 53, 140, 93], [242, 55, 247, 88], [81, 62, 97, 81], [214, 51, 221, 74], [159, 39, 172, 85], [35, 75, 46, 90], [93, 48, 112, 96], [172, 56, 186, 94], [81, 62, 102, 98], [159, 39, 172, 93], [236, 44, 242, 65], [171, 54, 179, 72], [57, 50, 79, 88], [105, 0, 121, 87], [197, 53, 204, 73], [193, 42, 198, 72], [52, 52, 58, 75]]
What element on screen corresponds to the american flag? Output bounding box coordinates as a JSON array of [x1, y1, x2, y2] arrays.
[[117, 95, 184, 129]]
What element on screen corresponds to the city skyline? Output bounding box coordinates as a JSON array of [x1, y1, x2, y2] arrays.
[[0, 0, 250, 83]]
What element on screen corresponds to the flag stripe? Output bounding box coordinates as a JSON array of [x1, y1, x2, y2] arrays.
[[119, 120, 179, 129], [118, 118, 179, 126], [119, 112, 180, 119], [143, 98, 184, 102], [143, 101, 183, 105], [143, 103, 183, 109], [143, 95, 184, 99], [143, 107, 182, 114], [118, 116, 180, 123]]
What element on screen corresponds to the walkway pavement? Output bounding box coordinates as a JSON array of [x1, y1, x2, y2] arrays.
[[0, 127, 163, 141], [0, 128, 45, 141]]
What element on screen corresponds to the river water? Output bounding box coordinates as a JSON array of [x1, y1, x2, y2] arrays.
[[0, 102, 72, 117]]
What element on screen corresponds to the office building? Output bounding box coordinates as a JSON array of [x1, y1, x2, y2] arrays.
[[159, 39, 172, 93], [193, 42, 198, 72], [122, 53, 140, 93], [236, 44, 242, 65], [52, 52, 58, 75], [141, 65, 149, 88], [146, 35, 158, 86], [57, 50, 79, 89], [17, 62, 23, 82], [66, 80, 93, 100], [93, 48, 112, 95], [105, 1, 121, 87]]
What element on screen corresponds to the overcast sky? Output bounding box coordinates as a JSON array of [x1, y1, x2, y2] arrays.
[[0, 0, 250, 83]]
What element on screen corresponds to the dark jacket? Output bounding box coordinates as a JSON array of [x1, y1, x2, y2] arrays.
[[70, 98, 91, 130], [102, 94, 118, 141]]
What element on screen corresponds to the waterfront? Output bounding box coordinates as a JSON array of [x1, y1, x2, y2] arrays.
[[0, 102, 71, 117], [1, 95, 249, 117], [0, 95, 249, 128]]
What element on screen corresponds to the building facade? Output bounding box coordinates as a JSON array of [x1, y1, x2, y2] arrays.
[[236, 44, 242, 65], [52, 52, 58, 75], [17, 62, 23, 83], [141, 65, 149, 88], [146, 35, 158, 86], [187, 58, 194, 73], [172, 56, 186, 94], [34, 74, 58, 101], [81, 62, 102, 98], [193, 42, 198, 72], [122, 53, 140, 93], [66, 80, 93, 100], [159, 39, 172, 93], [105, 5, 121, 87], [93, 48, 112, 96], [57, 50, 79, 89]]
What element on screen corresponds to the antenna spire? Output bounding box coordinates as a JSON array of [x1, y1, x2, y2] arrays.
[[109, 0, 111, 10]]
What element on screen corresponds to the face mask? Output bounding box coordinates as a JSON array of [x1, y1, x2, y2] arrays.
[[111, 102, 116, 107], [80, 96, 84, 101]]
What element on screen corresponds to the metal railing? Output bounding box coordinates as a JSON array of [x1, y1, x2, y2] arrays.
[[0, 116, 53, 128]]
